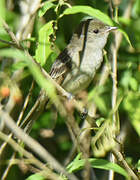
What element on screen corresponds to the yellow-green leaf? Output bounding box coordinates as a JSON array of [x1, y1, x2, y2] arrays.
[[38, 1, 56, 17], [60, 5, 131, 45], [35, 21, 54, 66], [60, 5, 114, 26]]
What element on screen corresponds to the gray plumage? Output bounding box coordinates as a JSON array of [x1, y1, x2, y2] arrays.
[[50, 19, 117, 94]]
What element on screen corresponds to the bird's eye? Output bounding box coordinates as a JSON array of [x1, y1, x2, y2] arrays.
[[93, 29, 99, 34]]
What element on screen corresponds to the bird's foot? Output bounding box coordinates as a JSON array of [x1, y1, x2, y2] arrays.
[[80, 107, 88, 120]]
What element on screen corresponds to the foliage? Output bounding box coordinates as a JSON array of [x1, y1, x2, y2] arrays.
[[66, 153, 129, 178], [0, 0, 140, 180]]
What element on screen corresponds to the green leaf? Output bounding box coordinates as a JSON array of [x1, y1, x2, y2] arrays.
[[66, 153, 83, 172], [118, 28, 132, 46], [38, 1, 56, 17], [119, 17, 131, 26], [0, 29, 11, 48], [26, 173, 45, 180], [0, 1, 8, 48], [35, 20, 54, 66], [123, 92, 140, 136], [133, 0, 140, 17], [89, 159, 128, 178], [67, 156, 129, 178], [129, 77, 138, 91], [0, 48, 26, 60], [96, 117, 105, 127], [12, 61, 27, 70], [136, 159, 140, 171], [120, 70, 132, 88], [0, 0, 6, 26], [60, 5, 131, 45], [60, 5, 114, 26]]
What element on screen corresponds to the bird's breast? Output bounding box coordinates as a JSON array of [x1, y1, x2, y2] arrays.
[[80, 48, 103, 77]]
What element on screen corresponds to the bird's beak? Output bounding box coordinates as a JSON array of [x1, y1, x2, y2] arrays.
[[106, 26, 118, 32]]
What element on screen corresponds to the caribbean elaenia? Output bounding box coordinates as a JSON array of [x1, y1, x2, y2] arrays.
[[50, 18, 117, 94]]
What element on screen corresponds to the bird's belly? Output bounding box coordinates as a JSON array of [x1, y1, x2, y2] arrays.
[[62, 71, 92, 94], [62, 50, 103, 94]]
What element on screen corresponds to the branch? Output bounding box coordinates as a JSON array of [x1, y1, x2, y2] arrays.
[[112, 148, 139, 180], [0, 110, 78, 180], [0, 131, 60, 180], [109, 0, 135, 179]]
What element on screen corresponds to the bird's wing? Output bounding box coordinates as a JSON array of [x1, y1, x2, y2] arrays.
[[49, 48, 72, 79]]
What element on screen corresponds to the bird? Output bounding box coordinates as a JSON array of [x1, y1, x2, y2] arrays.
[[49, 18, 117, 95], [22, 18, 117, 133]]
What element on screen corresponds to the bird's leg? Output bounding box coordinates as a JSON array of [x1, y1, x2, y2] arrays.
[[80, 107, 88, 120]]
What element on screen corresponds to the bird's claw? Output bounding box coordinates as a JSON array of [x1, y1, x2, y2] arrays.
[[80, 107, 88, 120]]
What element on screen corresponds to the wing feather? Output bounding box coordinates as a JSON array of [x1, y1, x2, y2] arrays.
[[50, 48, 72, 79]]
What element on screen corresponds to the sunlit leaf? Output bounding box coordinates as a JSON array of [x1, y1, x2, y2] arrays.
[[26, 173, 45, 180], [12, 61, 27, 70], [136, 159, 140, 171], [67, 155, 128, 178], [0, 0, 5, 26], [0, 1, 9, 48], [118, 28, 132, 46], [132, 0, 140, 17], [129, 77, 138, 91], [60, 5, 114, 25], [35, 20, 54, 66], [38, 1, 56, 17], [90, 158, 128, 178], [60, 5, 131, 45], [120, 70, 132, 88]]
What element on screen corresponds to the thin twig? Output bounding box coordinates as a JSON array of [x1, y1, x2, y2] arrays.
[[112, 148, 139, 180], [109, 29, 118, 180], [0, 38, 18, 47], [0, 110, 78, 180], [17, 81, 34, 125], [109, 0, 135, 179], [0, 81, 34, 179], [0, 17, 20, 47], [0, 82, 34, 155], [0, 131, 61, 180], [66, 110, 92, 180], [1, 153, 16, 180]]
